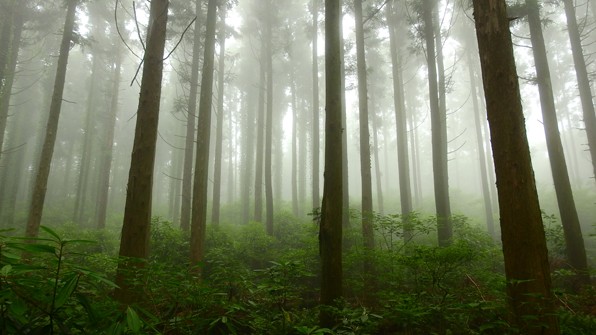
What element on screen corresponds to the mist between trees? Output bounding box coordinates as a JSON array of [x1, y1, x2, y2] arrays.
[[2, 0, 596, 334]]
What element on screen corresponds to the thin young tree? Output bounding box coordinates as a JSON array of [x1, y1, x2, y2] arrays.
[[320, 0, 343, 327], [472, 0, 559, 332], [189, 0, 218, 272], [312, 0, 321, 212], [264, 0, 274, 236], [25, 0, 79, 240], [114, 0, 169, 304]]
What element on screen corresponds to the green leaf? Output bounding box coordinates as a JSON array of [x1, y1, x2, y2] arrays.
[[87, 273, 120, 288], [55, 275, 79, 309], [40, 226, 61, 240], [1, 251, 20, 260], [222, 316, 228, 323], [1, 265, 11, 276], [24, 244, 56, 254], [360, 314, 369, 322], [106, 322, 122, 335], [479, 324, 495, 331], [61, 239, 97, 244], [127, 307, 141, 333], [75, 293, 97, 325], [10, 297, 26, 315]]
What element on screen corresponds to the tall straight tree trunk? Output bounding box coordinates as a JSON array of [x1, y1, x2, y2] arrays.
[[408, 105, 421, 207], [467, 49, 495, 238], [264, 0, 274, 236], [73, 49, 100, 224], [527, 0, 589, 286], [320, 0, 343, 327], [0, 5, 23, 158], [180, 0, 202, 232], [472, 0, 559, 332], [370, 92, 384, 215], [423, 0, 452, 246], [562, 0, 596, 184], [227, 93, 235, 203], [189, 0, 217, 272], [211, 6, 226, 225], [0, 0, 14, 94], [114, 0, 169, 304], [242, 92, 254, 224], [254, 42, 266, 223], [387, 0, 412, 229], [291, 74, 299, 217], [312, 0, 320, 211], [354, 0, 375, 282], [25, 0, 78, 239], [340, 0, 350, 229], [94, 39, 121, 229]]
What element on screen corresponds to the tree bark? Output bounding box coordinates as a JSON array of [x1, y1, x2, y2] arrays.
[[265, 0, 274, 236], [354, 0, 375, 284], [472, 1, 560, 332], [180, 0, 202, 232], [254, 38, 266, 223], [291, 74, 299, 217], [423, 0, 452, 246], [320, 0, 343, 327], [242, 91, 254, 224], [114, 0, 169, 304], [211, 5, 226, 225], [189, 0, 217, 273], [370, 92, 384, 215], [526, 0, 589, 286], [25, 0, 78, 240], [312, 0, 320, 212], [340, 0, 349, 230], [387, 0, 413, 234]]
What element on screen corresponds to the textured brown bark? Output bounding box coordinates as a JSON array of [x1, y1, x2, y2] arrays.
[[320, 0, 343, 327], [312, 0, 320, 211], [211, 6, 226, 225], [387, 0, 412, 233], [467, 49, 495, 238], [423, 0, 452, 246], [180, 0, 202, 232], [189, 0, 217, 273], [354, 0, 375, 284], [472, 1, 560, 333], [562, 0, 596, 185], [114, 0, 169, 304], [25, 0, 78, 240], [95, 37, 123, 230], [527, 0, 589, 286]]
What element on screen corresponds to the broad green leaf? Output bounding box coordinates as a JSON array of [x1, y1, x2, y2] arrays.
[[24, 244, 56, 254], [127, 307, 141, 333], [106, 322, 122, 335], [10, 297, 26, 315], [1, 251, 20, 260], [87, 273, 119, 288], [75, 293, 97, 325], [1, 265, 11, 276], [222, 316, 228, 323], [55, 275, 79, 309], [40, 226, 61, 240]]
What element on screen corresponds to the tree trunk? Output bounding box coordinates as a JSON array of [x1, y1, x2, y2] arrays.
[[242, 92, 254, 224], [189, 0, 217, 273], [0, 0, 14, 94], [467, 49, 495, 238], [370, 92, 384, 215], [472, 1, 560, 332], [0, 5, 23, 159], [340, 0, 349, 229], [265, 1, 274, 236], [73, 48, 100, 225], [211, 6, 226, 225], [254, 39, 266, 223], [562, 0, 596, 185], [25, 0, 78, 240], [180, 0, 202, 232], [312, 0, 320, 212], [387, 0, 413, 232], [423, 0, 452, 246], [527, 0, 589, 286], [114, 0, 169, 304], [354, 0, 375, 285], [227, 92, 235, 203], [320, 0, 343, 327], [291, 74, 299, 217]]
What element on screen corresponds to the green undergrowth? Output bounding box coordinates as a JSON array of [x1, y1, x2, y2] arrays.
[[1, 210, 595, 334]]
